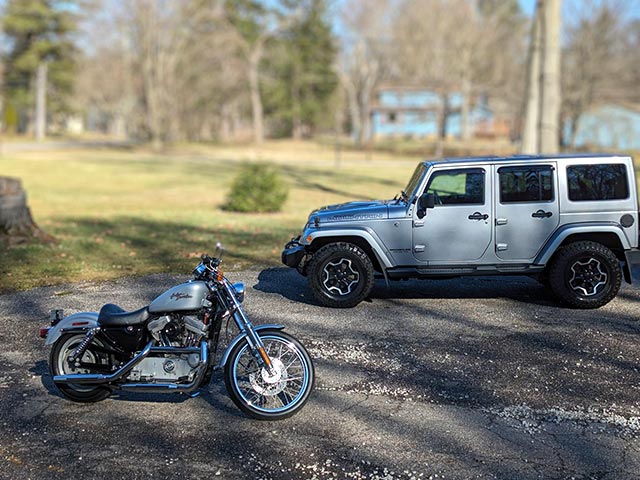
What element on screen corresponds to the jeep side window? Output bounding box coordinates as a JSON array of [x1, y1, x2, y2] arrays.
[[499, 165, 554, 203], [567, 164, 629, 201], [425, 169, 484, 205]]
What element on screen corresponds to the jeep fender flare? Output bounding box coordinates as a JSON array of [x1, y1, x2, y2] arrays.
[[304, 227, 395, 269], [534, 223, 631, 266]]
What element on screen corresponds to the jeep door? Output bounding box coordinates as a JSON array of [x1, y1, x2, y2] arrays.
[[494, 163, 560, 260], [412, 167, 492, 263]]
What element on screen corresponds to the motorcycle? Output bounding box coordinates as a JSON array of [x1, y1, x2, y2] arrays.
[[39, 245, 314, 420]]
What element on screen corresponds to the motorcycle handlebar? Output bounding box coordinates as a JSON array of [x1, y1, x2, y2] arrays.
[[200, 255, 221, 269]]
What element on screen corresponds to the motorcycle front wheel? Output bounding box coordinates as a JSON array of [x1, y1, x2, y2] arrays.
[[224, 331, 314, 420]]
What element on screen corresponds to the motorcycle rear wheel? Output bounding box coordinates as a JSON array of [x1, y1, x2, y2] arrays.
[[224, 331, 314, 420], [50, 333, 112, 403]]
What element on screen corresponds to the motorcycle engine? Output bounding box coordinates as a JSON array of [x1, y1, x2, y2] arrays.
[[127, 314, 209, 383], [147, 314, 208, 347]]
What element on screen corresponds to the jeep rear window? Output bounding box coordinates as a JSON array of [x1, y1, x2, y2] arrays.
[[426, 169, 485, 205], [567, 164, 629, 201], [499, 165, 554, 203]]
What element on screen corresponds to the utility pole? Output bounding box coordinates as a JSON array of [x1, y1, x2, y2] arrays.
[[522, 4, 542, 154], [35, 62, 48, 142], [539, 0, 562, 153], [521, 0, 562, 154]]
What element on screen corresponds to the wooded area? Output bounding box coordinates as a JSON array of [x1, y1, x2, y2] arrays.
[[1, 0, 640, 152]]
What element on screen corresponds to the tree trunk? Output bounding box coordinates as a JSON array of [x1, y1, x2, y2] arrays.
[[340, 75, 362, 146], [291, 76, 303, 140], [35, 63, 48, 142], [435, 93, 449, 157], [461, 74, 472, 141], [248, 45, 265, 145], [0, 177, 54, 245], [460, 46, 473, 142], [522, 2, 543, 154], [539, 0, 562, 153]]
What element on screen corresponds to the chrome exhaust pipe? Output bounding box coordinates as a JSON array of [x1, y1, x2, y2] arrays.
[[53, 341, 154, 385], [53, 341, 209, 388]]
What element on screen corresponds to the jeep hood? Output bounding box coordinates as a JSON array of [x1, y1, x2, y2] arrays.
[[311, 200, 390, 223]]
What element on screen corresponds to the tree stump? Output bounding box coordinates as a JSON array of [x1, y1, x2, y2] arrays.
[[0, 176, 54, 245]]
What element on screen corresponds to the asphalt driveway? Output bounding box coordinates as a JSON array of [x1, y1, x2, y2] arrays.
[[1, 268, 639, 479]]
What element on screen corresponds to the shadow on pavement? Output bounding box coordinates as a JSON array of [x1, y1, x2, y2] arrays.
[[254, 266, 558, 307]]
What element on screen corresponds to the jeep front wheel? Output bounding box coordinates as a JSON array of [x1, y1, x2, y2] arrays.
[[307, 242, 374, 308], [548, 241, 621, 309]]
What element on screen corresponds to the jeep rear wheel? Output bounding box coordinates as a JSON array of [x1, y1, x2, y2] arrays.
[[308, 242, 374, 308], [548, 241, 621, 309]]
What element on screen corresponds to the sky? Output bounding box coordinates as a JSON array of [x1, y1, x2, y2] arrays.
[[519, 0, 640, 19]]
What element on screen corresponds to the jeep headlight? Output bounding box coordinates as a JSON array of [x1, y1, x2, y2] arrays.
[[306, 215, 320, 229]]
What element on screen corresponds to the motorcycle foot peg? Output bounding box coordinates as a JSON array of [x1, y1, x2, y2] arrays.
[[186, 390, 201, 398]]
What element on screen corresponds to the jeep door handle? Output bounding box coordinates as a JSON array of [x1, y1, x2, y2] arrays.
[[531, 209, 553, 218], [468, 212, 489, 221]]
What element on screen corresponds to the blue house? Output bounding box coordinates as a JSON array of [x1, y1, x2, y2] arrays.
[[568, 105, 640, 151], [369, 87, 495, 139]]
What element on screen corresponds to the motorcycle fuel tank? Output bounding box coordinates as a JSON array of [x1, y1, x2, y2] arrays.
[[148, 281, 209, 313]]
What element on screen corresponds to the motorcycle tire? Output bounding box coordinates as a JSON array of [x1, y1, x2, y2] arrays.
[[50, 333, 112, 403], [224, 331, 314, 420]]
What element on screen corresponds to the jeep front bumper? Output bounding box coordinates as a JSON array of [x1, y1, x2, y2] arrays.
[[282, 237, 306, 268]]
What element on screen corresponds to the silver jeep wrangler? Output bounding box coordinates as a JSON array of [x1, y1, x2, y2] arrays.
[[282, 154, 640, 309]]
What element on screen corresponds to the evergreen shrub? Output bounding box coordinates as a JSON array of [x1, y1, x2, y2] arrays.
[[224, 163, 289, 213]]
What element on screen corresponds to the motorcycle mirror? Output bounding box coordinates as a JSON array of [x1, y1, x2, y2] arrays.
[[215, 242, 225, 259]]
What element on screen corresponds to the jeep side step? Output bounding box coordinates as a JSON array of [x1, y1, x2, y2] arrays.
[[385, 264, 545, 280]]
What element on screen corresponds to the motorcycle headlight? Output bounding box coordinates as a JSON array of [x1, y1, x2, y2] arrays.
[[232, 282, 245, 303]]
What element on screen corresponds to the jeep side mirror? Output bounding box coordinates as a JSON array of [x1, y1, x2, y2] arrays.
[[417, 193, 435, 218], [421, 193, 435, 209]]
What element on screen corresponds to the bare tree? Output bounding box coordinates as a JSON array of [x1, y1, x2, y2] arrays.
[[393, 0, 482, 154], [125, 1, 187, 149], [218, 1, 303, 144], [475, 1, 528, 141], [77, 0, 250, 144], [562, 0, 630, 147], [338, 0, 392, 147]]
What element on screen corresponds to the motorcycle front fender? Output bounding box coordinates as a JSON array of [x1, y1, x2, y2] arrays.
[[217, 324, 285, 369], [44, 312, 99, 346]]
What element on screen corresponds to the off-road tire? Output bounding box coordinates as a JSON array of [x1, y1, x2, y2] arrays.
[[547, 241, 621, 309], [307, 242, 375, 308]]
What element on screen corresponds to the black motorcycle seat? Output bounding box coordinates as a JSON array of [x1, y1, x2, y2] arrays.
[[98, 304, 150, 327]]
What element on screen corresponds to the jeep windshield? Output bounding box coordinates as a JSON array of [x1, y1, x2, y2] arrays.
[[401, 163, 427, 202]]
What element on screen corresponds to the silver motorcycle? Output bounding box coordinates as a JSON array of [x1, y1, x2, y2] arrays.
[[39, 245, 314, 420]]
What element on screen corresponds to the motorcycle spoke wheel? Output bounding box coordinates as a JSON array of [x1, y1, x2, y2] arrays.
[[224, 332, 314, 420], [50, 333, 112, 403]]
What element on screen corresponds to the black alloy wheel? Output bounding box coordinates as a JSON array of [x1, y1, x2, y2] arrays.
[[548, 241, 622, 309], [307, 242, 375, 308]]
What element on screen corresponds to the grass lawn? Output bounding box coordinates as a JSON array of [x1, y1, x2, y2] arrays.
[[0, 140, 419, 292]]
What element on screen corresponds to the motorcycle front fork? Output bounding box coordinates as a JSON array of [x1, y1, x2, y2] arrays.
[[232, 308, 274, 373]]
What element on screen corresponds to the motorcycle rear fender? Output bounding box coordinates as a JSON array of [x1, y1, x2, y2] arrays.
[[217, 324, 285, 368], [44, 312, 99, 346]]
